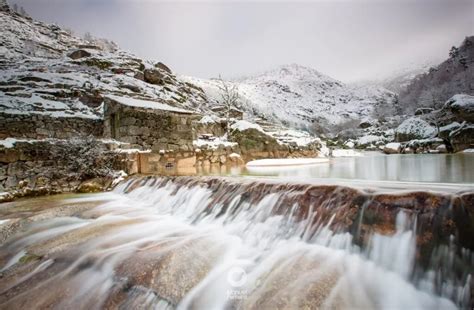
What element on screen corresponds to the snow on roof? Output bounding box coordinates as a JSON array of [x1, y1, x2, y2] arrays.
[[105, 95, 194, 114]]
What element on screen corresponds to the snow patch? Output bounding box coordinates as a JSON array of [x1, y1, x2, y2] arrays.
[[230, 120, 264, 133]]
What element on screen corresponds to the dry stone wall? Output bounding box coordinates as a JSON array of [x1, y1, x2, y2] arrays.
[[0, 112, 103, 139]]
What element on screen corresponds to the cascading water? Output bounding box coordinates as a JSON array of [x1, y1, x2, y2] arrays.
[[0, 176, 472, 309]]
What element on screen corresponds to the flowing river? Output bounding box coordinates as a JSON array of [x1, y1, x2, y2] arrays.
[[0, 153, 473, 309]]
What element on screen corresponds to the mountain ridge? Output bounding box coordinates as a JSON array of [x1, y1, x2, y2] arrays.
[[182, 63, 398, 132]]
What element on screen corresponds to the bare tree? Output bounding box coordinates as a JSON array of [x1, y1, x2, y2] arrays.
[[83, 32, 93, 42], [217, 75, 239, 137]]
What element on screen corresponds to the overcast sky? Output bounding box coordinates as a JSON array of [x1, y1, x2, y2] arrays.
[[10, 0, 474, 82]]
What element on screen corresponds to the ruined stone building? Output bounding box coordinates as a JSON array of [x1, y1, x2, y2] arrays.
[[103, 95, 201, 151]]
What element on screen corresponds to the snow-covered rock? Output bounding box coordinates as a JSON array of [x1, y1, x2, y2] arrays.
[[395, 117, 437, 142], [344, 141, 355, 149], [383, 142, 401, 154], [449, 123, 474, 152], [230, 120, 265, 133], [443, 94, 474, 122], [356, 135, 385, 148], [439, 122, 462, 140]]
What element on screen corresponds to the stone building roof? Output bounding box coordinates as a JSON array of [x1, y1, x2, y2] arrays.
[[105, 95, 195, 114]]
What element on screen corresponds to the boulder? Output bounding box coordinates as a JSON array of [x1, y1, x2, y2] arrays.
[[383, 143, 401, 154], [436, 144, 448, 153], [443, 94, 474, 122], [68, 49, 92, 60], [395, 117, 437, 142], [449, 124, 474, 152], [143, 68, 167, 85], [438, 122, 461, 140]]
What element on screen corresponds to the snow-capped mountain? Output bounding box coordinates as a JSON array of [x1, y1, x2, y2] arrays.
[[0, 4, 207, 120], [182, 64, 397, 130]]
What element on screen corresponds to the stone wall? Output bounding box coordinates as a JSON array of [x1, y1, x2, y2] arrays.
[[104, 100, 201, 151], [0, 139, 135, 194], [0, 112, 103, 139]]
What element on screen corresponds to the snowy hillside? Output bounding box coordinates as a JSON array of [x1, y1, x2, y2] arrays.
[[379, 63, 433, 94], [182, 64, 397, 130], [0, 6, 207, 120]]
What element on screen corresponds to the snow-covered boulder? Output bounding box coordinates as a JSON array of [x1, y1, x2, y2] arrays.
[[444, 94, 474, 122], [395, 117, 437, 142], [438, 122, 462, 140], [383, 142, 401, 154], [449, 123, 474, 152]]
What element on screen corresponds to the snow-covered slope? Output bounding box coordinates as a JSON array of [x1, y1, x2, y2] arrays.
[[0, 5, 207, 120], [380, 64, 433, 95], [182, 64, 397, 130]]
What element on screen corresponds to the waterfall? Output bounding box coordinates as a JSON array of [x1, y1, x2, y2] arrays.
[[0, 176, 472, 309]]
